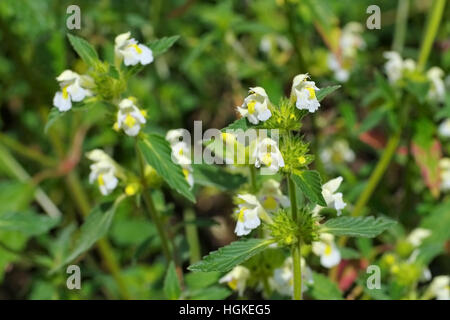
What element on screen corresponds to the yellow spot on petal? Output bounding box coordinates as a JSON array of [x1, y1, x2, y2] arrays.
[[238, 208, 246, 222], [179, 148, 184, 156], [124, 114, 136, 128], [129, 44, 142, 54], [97, 174, 105, 186], [262, 153, 272, 166], [324, 244, 332, 256], [62, 85, 69, 99], [298, 156, 306, 165], [247, 101, 256, 114], [228, 279, 238, 291], [263, 196, 278, 211], [306, 87, 316, 100]]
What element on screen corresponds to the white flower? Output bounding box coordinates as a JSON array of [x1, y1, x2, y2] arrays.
[[271, 257, 313, 297], [254, 138, 285, 174], [427, 276, 450, 300], [320, 140, 355, 171], [292, 74, 320, 112], [439, 158, 450, 191], [117, 98, 146, 136], [312, 233, 341, 268], [383, 51, 404, 84], [237, 87, 272, 125], [165, 131, 194, 188], [427, 67, 445, 102], [165, 129, 187, 145], [53, 70, 92, 112], [340, 22, 365, 58], [86, 149, 118, 196], [407, 228, 431, 247], [438, 119, 450, 137], [327, 54, 350, 83], [314, 177, 346, 216], [219, 266, 250, 296], [258, 179, 290, 212], [115, 32, 153, 66], [234, 194, 268, 236]]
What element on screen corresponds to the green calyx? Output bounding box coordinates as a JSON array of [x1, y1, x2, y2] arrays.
[[92, 61, 126, 102], [279, 134, 313, 174], [268, 208, 319, 247], [263, 98, 307, 131]]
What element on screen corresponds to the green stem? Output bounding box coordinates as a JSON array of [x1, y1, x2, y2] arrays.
[[0, 133, 57, 167], [288, 174, 298, 221], [249, 165, 257, 193], [183, 208, 201, 264], [351, 131, 401, 217], [287, 173, 302, 300], [417, 0, 446, 70], [392, 0, 410, 53], [136, 143, 172, 262], [292, 240, 302, 300]]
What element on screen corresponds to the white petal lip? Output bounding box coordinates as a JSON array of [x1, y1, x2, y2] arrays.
[[53, 91, 72, 111], [56, 70, 80, 82]]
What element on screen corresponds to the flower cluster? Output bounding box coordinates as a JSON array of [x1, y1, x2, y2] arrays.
[[383, 51, 446, 102], [52, 32, 157, 195]]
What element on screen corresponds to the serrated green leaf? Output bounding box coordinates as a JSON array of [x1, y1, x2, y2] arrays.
[[317, 85, 340, 102], [322, 216, 397, 238], [291, 171, 326, 206], [67, 34, 99, 67], [164, 261, 181, 300], [309, 272, 343, 300], [0, 211, 59, 236], [188, 238, 274, 272], [138, 134, 195, 203], [192, 164, 246, 191]]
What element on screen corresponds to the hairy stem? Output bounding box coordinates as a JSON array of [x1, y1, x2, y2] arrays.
[[292, 240, 302, 300], [249, 165, 257, 193], [351, 131, 401, 217], [287, 174, 302, 299]]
